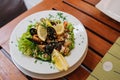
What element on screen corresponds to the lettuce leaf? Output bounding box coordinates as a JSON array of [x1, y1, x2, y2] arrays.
[[18, 25, 36, 56]]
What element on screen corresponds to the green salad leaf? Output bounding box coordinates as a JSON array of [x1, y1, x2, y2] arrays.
[[18, 25, 37, 56], [67, 23, 75, 50]]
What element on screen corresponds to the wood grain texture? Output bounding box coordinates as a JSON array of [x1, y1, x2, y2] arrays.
[[67, 66, 90, 80], [83, 49, 101, 70], [0, 51, 27, 80], [84, 0, 100, 5], [86, 29, 111, 56]]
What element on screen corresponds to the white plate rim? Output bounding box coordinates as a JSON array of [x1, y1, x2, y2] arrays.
[[9, 10, 88, 74]]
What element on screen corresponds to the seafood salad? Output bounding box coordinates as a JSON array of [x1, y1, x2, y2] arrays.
[[18, 12, 75, 71]]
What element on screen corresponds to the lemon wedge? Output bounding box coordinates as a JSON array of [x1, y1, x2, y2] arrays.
[[53, 23, 64, 35], [37, 25, 47, 41], [52, 49, 69, 71]]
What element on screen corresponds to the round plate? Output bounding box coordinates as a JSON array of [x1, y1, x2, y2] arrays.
[[9, 10, 88, 74]]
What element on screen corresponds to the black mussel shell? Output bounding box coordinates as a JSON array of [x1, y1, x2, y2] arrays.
[[30, 28, 37, 35], [47, 27, 57, 40]]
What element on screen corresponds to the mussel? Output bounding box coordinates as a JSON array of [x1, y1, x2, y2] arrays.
[[47, 27, 57, 40], [30, 28, 37, 35], [45, 41, 64, 54], [45, 42, 55, 54]]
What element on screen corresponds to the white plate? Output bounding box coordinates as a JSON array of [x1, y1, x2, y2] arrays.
[[12, 48, 88, 79], [96, 0, 120, 22], [9, 10, 88, 74]]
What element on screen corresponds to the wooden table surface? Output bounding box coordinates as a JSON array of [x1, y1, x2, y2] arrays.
[[0, 0, 120, 80]]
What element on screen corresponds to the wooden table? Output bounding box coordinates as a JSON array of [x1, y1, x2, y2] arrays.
[[0, 0, 120, 80]]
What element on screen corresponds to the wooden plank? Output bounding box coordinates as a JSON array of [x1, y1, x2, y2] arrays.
[[0, 51, 27, 80], [83, 49, 101, 70], [81, 29, 111, 70], [84, 0, 100, 5], [67, 66, 90, 80], [86, 29, 111, 56], [64, 0, 120, 32], [1, 41, 9, 53]]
